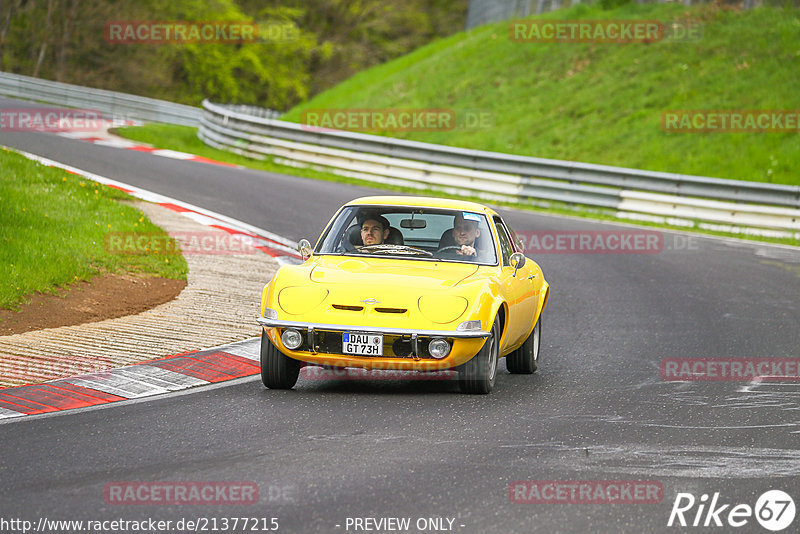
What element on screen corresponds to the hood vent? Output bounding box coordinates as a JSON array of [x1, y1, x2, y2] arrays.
[[331, 304, 407, 313], [332, 304, 364, 311], [375, 307, 407, 314]]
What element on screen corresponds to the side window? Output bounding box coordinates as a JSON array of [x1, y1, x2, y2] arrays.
[[493, 217, 513, 266], [507, 224, 524, 253]]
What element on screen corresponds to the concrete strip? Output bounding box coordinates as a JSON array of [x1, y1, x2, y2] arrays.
[[114, 366, 208, 391], [64, 376, 165, 399], [221, 338, 261, 362], [128, 365, 209, 388]]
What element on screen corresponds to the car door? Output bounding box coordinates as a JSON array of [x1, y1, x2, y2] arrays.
[[506, 220, 543, 330], [493, 216, 538, 350]]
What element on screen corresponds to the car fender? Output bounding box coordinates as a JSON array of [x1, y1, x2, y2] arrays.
[[461, 278, 508, 351], [260, 263, 315, 316], [538, 281, 550, 320]]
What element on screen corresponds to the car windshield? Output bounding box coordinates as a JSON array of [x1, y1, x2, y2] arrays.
[[316, 205, 498, 265]]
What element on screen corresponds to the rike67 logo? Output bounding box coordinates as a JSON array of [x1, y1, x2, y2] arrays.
[[668, 490, 795, 531]]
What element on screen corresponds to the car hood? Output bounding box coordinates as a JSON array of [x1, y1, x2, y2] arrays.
[[309, 256, 480, 290], [272, 256, 483, 325]]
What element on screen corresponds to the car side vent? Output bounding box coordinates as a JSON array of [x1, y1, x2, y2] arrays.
[[375, 307, 407, 314], [332, 304, 364, 311]]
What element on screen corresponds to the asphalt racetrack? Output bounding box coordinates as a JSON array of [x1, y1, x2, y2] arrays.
[[1, 98, 799, 533]]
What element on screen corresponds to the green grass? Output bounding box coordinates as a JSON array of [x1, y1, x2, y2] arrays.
[[282, 3, 800, 186], [0, 148, 187, 310]]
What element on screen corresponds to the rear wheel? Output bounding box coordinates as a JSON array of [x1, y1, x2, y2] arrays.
[[506, 315, 541, 374], [458, 317, 500, 394], [260, 330, 301, 389]]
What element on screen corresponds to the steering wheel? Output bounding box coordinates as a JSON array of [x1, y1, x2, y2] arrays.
[[436, 246, 463, 254], [341, 236, 357, 253]]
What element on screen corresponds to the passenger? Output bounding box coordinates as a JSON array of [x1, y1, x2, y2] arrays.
[[450, 212, 481, 257]]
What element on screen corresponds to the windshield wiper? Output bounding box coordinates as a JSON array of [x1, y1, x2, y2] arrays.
[[358, 244, 434, 257]]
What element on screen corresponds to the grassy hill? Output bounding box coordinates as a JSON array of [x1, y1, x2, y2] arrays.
[[282, 3, 800, 186]]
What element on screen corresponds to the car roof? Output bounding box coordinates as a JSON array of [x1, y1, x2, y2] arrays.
[[345, 195, 498, 215]]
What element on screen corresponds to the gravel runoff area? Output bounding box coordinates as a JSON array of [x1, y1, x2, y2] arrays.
[[0, 200, 277, 388]]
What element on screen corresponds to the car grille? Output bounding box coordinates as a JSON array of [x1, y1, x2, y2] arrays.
[[279, 328, 441, 359]]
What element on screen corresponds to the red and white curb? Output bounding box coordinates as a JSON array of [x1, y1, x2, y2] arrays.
[[0, 338, 261, 420], [14, 148, 303, 266], [56, 129, 239, 168]]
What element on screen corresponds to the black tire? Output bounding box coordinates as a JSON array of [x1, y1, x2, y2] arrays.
[[260, 330, 301, 389], [506, 315, 541, 374], [458, 317, 500, 394]]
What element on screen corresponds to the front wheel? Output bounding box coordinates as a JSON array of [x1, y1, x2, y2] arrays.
[[506, 315, 541, 374], [260, 330, 300, 389], [458, 317, 500, 394]]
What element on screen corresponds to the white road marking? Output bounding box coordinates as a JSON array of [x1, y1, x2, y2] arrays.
[[65, 371, 172, 399], [56, 131, 95, 139], [182, 211, 232, 227], [92, 139, 141, 149], [152, 149, 196, 160], [0, 407, 25, 419], [114, 365, 208, 390], [223, 338, 261, 362]]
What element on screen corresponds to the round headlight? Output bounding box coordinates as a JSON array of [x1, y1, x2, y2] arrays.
[[428, 338, 450, 359], [281, 329, 303, 350]]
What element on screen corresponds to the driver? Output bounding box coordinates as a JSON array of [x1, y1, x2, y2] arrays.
[[451, 212, 481, 257], [358, 211, 391, 246]]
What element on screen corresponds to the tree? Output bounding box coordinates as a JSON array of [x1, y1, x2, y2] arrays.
[[0, 0, 467, 109]]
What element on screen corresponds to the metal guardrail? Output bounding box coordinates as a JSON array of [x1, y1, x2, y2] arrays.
[[211, 104, 282, 121], [465, 0, 769, 29], [7, 73, 793, 237], [0, 71, 201, 126], [199, 100, 800, 237]]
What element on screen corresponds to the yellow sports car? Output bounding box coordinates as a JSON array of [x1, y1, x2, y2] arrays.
[[257, 196, 549, 393]]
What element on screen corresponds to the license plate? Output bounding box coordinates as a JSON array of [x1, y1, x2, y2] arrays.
[[342, 332, 383, 356]]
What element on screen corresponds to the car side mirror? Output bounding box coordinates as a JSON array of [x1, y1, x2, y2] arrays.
[[510, 252, 526, 276], [298, 239, 312, 260]]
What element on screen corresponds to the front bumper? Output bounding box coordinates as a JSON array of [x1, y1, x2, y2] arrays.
[[257, 317, 490, 339], [257, 316, 490, 369]]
